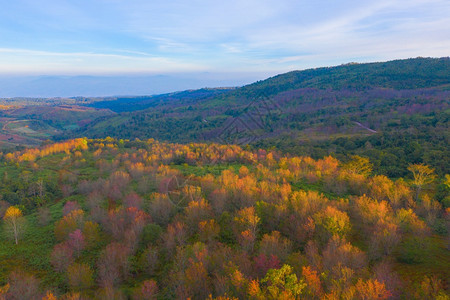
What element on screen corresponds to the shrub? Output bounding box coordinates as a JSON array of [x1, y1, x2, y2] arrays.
[[67, 263, 94, 290]]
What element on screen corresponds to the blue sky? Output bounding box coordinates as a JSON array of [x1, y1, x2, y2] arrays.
[[0, 0, 449, 76]]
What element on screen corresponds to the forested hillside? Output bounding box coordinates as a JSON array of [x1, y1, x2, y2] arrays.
[[0, 103, 113, 150], [72, 57, 450, 177], [0, 138, 448, 299], [87, 88, 236, 113]]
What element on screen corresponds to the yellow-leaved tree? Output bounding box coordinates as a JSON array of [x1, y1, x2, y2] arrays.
[[407, 164, 436, 200], [343, 155, 373, 177], [3, 206, 25, 245]]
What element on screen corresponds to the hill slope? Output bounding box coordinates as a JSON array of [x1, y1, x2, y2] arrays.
[[72, 57, 450, 177], [0, 104, 113, 150]]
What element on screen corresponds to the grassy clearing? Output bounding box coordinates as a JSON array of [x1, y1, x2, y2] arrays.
[[394, 235, 450, 288]]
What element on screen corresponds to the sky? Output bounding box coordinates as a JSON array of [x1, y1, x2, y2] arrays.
[[0, 0, 449, 77]]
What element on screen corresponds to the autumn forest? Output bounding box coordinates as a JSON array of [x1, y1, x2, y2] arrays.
[[0, 137, 448, 299]]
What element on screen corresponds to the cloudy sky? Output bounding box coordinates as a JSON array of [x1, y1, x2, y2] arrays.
[[0, 0, 449, 76]]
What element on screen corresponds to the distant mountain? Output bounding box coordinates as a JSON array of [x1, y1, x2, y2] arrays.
[[240, 57, 450, 93], [70, 57, 449, 176], [86, 88, 237, 113], [0, 74, 259, 98]]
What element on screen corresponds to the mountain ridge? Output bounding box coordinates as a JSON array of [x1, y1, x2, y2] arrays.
[[71, 57, 449, 177]]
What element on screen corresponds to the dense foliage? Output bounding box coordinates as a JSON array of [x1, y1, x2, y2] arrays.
[[87, 88, 235, 113], [69, 57, 450, 177], [0, 138, 448, 299]]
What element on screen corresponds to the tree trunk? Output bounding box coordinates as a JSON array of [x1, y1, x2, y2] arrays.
[[13, 222, 18, 245]]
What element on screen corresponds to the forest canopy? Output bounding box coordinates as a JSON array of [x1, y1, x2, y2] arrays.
[[0, 138, 448, 299]]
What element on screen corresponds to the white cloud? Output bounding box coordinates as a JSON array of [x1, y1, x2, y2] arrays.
[[0, 0, 449, 74], [0, 48, 208, 74]]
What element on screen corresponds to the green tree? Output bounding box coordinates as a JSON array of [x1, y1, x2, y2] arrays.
[[261, 264, 306, 299]]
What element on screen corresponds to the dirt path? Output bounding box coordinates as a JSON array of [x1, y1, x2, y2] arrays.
[[354, 121, 377, 133]]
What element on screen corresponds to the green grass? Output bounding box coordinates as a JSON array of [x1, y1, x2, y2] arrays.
[[9, 125, 36, 135], [394, 235, 450, 286], [290, 179, 348, 200], [6, 120, 54, 138], [63, 124, 80, 130]]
